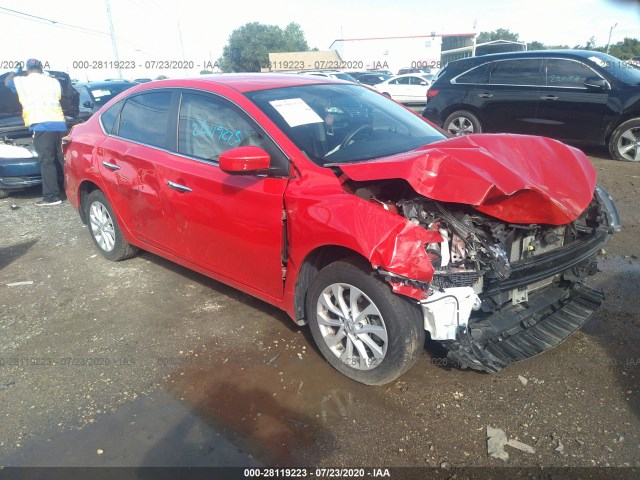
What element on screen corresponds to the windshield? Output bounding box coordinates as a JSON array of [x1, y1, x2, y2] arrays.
[[88, 84, 134, 106], [587, 52, 640, 84], [245, 83, 444, 166]]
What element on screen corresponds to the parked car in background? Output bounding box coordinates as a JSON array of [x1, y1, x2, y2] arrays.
[[353, 73, 392, 86], [297, 70, 359, 82], [423, 50, 640, 161], [64, 74, 619, 384], [398, 67, 431, 75], [374, 73, 432, 104], [0, 70, 79, 198], [133, 78, 153, 83], [74, 80, 137, 120]]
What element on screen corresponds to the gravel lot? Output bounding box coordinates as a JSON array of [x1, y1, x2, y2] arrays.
[[0, 147, 639, 472]]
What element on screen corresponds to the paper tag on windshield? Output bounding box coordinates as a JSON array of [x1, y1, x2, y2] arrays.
[[269, 98, 323, 128]]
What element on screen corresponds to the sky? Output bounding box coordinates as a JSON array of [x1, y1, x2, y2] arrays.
[[0, 0, 638, 80]]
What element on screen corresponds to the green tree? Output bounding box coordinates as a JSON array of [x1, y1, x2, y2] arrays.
[[608, 37, 640, 59], [155, 75, 168, 80], [526, 41, 545, 51], [477, 28, 520, 44], [199, 69, 213, 74], [218, 22, 311, 72]]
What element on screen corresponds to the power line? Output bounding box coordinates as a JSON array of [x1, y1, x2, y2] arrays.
[[0, 6, 111, 36]]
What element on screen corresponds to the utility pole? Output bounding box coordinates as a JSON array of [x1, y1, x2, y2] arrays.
[[177, 17, 187, 75], [606, 23, 618, 54], [104, 0, 122, 78]]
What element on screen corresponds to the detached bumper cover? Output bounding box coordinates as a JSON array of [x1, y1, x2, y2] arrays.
[[447, 284, 604, 372]]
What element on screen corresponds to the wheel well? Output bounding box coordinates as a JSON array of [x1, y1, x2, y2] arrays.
[[78, 181, 101, 224], [293, 246, 367, 325], [605, 114, 640, 143], [441, 105, 483, 126]]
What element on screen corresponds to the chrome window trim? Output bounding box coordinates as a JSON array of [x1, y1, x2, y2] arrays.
[[450, 57, 610, 90]]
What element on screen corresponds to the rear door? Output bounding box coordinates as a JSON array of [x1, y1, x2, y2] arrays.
[[97, 90, 179, 253], [474, 58, 543, 133], [535, 58, 609, 143]]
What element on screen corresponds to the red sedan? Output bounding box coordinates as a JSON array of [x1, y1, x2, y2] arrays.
[[64, 74, 620, 384]]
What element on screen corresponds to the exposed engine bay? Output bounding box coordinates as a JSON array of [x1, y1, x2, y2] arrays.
[[345, 177, 621, 372]]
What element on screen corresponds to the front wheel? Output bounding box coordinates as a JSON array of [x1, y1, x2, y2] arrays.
[[443, 110, 482, 136], [609, 119, 640, 162], [306, 259, 425, 385], [85, 190, 138, 261]]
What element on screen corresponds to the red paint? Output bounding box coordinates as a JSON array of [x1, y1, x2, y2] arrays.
[[339, 134, 596, 225], [64, 76, 600, 323]]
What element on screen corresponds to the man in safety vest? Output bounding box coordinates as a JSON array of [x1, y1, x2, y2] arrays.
[[4, 59, 67, 206]]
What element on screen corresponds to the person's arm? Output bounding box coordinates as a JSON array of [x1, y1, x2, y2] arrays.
[[4, 72, 16, 91], [4, 63, 22, 92]]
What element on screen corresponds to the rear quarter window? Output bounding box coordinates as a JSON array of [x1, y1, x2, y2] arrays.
[[100, 100, 124, 134]]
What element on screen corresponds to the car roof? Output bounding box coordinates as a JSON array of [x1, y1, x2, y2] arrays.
[[450, 49, 605, 66], [124, 73, 348, 94]]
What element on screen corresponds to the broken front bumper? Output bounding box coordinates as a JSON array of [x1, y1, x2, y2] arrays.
[[447, 283, 604, 372]]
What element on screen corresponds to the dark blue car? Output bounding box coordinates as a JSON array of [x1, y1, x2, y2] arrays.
[[0, 70, 79, 198]]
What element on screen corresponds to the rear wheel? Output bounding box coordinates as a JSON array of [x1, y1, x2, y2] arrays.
[[443, 110, 482, 136], [85, 190, 138, 261], [306, 258, 425, 385], [609, 119, 640, 162]]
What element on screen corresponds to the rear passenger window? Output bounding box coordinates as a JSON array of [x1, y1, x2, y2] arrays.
[[545, 59, 594, 87], [489, 59, 543, 86], [118, 92, 172, 148], [100, 100, 124, 135], [455, 64, 490, 84], [178, 92, 267, 161]]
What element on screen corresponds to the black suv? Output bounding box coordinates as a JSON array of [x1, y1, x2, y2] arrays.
[[422, 50, 640, 161]]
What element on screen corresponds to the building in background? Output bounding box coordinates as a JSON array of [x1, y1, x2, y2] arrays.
[[329, 33, 477, 73]]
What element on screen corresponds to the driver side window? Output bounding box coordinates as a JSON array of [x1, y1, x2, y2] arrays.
[[178, 92, 267, 161]]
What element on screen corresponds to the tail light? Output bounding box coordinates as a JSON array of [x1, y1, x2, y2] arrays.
[[427, 89, 439, 100], [61, 135, 71, 156]]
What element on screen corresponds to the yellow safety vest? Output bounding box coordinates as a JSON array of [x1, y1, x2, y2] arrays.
[[14, 73, 65, 126]]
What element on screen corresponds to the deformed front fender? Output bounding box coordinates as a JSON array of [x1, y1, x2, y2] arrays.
[[286, 185, 442, 305]]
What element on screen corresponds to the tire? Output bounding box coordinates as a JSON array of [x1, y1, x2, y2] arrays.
[[609, 118, 640, 162], [443, 110, 482, 136], [306, 258, 425, 385], [85, 190, 138, 261], [0, 188, 9, 199], [382, 92, 391, 98]]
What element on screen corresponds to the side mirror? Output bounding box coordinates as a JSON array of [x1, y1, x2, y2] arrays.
[[584, 77, 608, 91], [419, 81, 428, 85], [219, 146, 271, 173], [82, 101, 94, 109]]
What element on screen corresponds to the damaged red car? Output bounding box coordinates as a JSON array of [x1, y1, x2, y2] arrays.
[[64, 75, 621, 385]]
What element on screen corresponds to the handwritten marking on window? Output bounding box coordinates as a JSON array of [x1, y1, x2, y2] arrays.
[[548, 74, 582, 84], [192, 119, 242, 146]]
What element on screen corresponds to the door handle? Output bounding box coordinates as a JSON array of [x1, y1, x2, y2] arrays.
[[102, 161, 120, 171], [540, 95, 559, 101], [167, 181, 192, 193], [477, 92, 493, 98]]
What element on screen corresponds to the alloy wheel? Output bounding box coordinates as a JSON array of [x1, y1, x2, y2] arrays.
[[616, 126, 640, 162], [89, 201, 116, 252], [316, 283, 388, 370]]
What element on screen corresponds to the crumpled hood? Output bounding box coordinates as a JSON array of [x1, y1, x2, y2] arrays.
[[338, 134, 597, 225]]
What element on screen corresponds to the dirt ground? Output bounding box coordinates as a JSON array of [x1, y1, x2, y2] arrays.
[[0, 146, 639, 472]]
